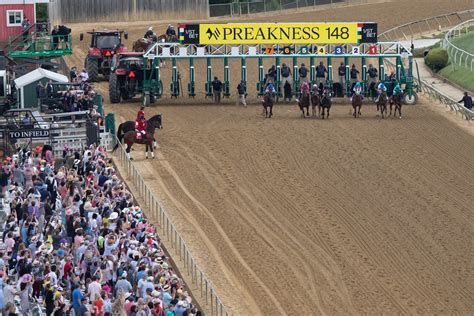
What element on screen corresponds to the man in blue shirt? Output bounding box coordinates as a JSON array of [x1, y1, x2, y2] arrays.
[[72, 284, 83, 315]]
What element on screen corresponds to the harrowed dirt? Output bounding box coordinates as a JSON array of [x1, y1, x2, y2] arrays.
[[67, 0, 474, 314]]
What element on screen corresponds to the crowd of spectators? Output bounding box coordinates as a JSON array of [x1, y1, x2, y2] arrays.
[[0, 144, 200, 316], [36, 68, 99, 115]]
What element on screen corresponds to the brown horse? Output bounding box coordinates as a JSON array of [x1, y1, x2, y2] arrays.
[[352, 93, 363, 118], [262, 92, 274, 118], [389, 92, 403, 118], [298, 90, 310, 118], [133, 37, 155, 52], [320, 89, 332, 119], [114, 121, 160, 160], [311, 91, 321, 117], [376, 91, 388, 118]]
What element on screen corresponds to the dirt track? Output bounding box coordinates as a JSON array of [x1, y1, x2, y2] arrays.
[[67, 0, 474, 314]]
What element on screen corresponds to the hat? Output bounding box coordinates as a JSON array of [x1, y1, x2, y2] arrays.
[[163, 284, 170, 291], [84, 202, 93, 211], [121, 271, 127, 278], [151, 290, 160, 297], [124, 292, 132, 299], [148, 26, 153, 31], [109, 212, 118, 220]]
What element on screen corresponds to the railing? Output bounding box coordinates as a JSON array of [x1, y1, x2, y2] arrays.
[[380, 12, 474, 120], [379, 9, 474, 42], [442, 20, 474, 71], [419, 80, 474, 120], [113, 137, 229, 316], [7, 33, 72, 58], [209, 0, 365, 17]]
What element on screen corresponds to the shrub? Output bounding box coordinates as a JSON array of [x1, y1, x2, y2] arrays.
[[424, 47, 449, 72]]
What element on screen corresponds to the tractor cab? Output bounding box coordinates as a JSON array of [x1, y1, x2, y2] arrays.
[[109, 52, 155, 104], [80, 30, 129, 81]]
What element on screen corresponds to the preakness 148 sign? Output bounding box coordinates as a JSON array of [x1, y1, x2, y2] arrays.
[[179, 23, 377, 45]]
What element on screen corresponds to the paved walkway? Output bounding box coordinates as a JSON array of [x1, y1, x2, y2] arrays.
[[415, 57, 466, 101], [401, 39, 441, 50]]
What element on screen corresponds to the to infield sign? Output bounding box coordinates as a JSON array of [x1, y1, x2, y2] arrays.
[[179, 23, 377, 45]]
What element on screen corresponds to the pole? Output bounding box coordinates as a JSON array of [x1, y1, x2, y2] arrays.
[[205, 57, 213, 97], [258, 56, 265, 96], [327, 56, 333, 90], [275, 56, 281, 97], [292, 55, 298, 94], [345, 56, 350, 97], [310, 55, 316, 86], [188, 58, 195, 97], [361, 56, 367, 96], [223, 57, 230, 97], [241, 57, 247, 83], [171, 58, 179, 98]]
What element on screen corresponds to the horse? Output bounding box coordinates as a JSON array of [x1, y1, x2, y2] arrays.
[[116, 114, 162, 149], [113, 120, 160, 160], [352, 93, 363, 118], [133, 36, 157, 52], [376, 91, 388, 118], [310, 91, 320, 117], [298, 90, 310, 118], [320, 90, 332, 119], [389, 92, 403, 118], [262, 92, 274, 118]]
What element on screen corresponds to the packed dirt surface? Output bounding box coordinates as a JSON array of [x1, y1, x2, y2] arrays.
[[113, 102, 474, 315], [66, 0, 474, 314]]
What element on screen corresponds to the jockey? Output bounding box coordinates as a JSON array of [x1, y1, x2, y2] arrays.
[[135, 115, 147, 138], [265, 83, 276, 97], [166, 25, 176, 39], [353, 81, 363, 95], [300, 81, 310, 95], [144, 27, 154, 39], [377, 82, 387, 93], [311, 84, 319, 95], [376, 82, 387, 102], [393, 83, 403, 95]]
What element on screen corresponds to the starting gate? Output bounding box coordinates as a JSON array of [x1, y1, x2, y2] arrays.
[[141, 41, 419, 105]]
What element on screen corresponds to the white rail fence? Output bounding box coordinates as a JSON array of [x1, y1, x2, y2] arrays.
[[442, 19, 474, 71], [113, 138, 229, 316], [379, 9, 474, 42], [380, 11, 474, 120]]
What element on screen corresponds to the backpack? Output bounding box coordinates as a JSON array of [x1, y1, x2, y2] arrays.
[[281, 67, 290, 77]]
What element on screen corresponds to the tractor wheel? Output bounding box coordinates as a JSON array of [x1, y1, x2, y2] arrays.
[[109, 73, 121, 103], [143, 94, 150, 106], [86, 57, 100, 82], [404, 92, 418, 105]]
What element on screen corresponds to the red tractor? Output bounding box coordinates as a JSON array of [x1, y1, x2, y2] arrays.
[[80, 30, 128, 81], [109, 52, 162, 105]]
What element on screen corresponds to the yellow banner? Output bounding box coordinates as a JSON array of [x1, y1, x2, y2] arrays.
[[199, 23, 360, 44]]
